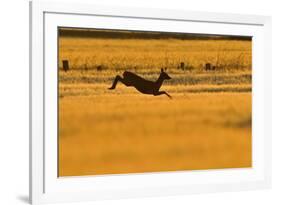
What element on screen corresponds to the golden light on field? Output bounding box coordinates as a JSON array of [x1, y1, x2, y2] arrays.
[[58, 29, 252, 176]]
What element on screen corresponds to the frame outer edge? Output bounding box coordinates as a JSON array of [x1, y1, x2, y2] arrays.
[[29, 1, 32, 204], [30, 0, 272, 203], [263, 16, 272, 189], [30, 0, 45, 204]]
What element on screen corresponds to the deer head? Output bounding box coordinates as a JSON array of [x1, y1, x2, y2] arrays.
[[160, 68, 172, 80]]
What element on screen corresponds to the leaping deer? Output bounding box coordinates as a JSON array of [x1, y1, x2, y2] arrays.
[[108, 68, 172, 98]]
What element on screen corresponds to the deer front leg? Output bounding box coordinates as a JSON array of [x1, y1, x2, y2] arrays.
[[153, 91, 172, 99]]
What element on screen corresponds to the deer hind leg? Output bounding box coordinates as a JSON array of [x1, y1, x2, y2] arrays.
[[108, 75, 131, 89], [108, 75, 122, 89], [154, 91, 172, 99]]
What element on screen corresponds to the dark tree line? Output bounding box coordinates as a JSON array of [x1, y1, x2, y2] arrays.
[[59, 28, 251, 41]]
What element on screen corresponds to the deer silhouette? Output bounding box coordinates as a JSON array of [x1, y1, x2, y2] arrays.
[[108, 68, 172, 98]]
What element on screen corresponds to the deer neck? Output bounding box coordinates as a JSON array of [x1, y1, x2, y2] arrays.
[[155, 75, 164, 90]]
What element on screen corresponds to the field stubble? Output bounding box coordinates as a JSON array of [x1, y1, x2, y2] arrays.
[[59, 93, 251, 176]]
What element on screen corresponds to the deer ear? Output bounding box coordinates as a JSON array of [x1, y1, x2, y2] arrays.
[[161, 68, 164, 72]]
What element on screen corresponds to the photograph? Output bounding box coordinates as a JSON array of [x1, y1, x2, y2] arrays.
[[58, 28, 252, 177]]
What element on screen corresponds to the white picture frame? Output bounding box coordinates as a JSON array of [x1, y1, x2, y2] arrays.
[[29, 0, 272, 204]]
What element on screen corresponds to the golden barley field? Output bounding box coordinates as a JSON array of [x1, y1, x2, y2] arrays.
[[58, 29, 252, 177]]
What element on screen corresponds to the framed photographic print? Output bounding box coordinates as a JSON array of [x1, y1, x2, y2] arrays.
[[29, 0, 272, 204]]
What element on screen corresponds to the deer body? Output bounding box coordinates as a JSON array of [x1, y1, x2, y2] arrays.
[[108, 69, 172, 98]]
